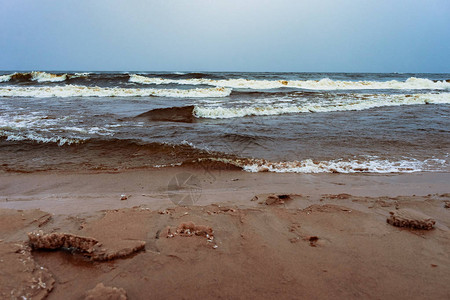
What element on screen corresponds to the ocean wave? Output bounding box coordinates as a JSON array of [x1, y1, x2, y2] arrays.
[[0, 71, 91, 83], [238, 157, 447, 173], [0, 71, 69, 83], [0, 114, 66, 130], [2, 132, 84, 146], [133, 105, 196, 122], [196, 156, 447, 173], [194, 93, 450, 118], [0, 85, 232, 98], [130, 74, 450, 90], [30, 71, 67, 82], [1, 133, 447, 173], [0, 137, 217, 160], [72, 72, 91, 78], [61, 126, 114, 135], [0, 113, 114, 145], [0, 74, 12, 82]]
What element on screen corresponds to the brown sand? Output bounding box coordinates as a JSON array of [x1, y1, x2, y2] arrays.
[[0, 168, 449, 299], [84, 283, 127, 300]]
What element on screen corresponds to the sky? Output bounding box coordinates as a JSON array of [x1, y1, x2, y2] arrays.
[[1, 0, 449, 72]]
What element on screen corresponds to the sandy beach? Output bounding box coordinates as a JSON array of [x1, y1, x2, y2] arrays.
[[1, 168, 449, 299], [2, 0, 449, 298]]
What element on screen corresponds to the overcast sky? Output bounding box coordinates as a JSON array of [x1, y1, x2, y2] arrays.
[[1, 0, 449, 72]]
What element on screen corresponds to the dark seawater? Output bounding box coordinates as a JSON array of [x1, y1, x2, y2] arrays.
[[0, 71, 449, 173]]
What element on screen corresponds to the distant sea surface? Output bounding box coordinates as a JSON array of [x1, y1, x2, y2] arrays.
[[0, 71, 449, 173]]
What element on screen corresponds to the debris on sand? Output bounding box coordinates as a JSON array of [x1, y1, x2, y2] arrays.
[[120, 194, 128, 201], [165, 222, 214, 243], [85, 283, 127, 300], [323, 193, 352, 200], [308, 236, 319, 247], [387, 209, 435, 230], [252, 194, 293, 205]]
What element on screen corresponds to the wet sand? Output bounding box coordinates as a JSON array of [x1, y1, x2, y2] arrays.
[[1, 168, 449, 299]]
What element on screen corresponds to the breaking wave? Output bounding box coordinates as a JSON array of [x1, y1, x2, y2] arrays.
[[130, 74, 450, 90], [235, 157, 448, 173], [2, 133, 83, 146], [0, 71, 68, 82], [0, 85, 231, 98], [180, 155, 448, 173], [0, 71, 92, 83], [194, 93, 450, 118], [1, 134, 447, 173], [0, 74, 12, 82]]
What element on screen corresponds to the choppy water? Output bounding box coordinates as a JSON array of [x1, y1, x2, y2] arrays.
[[1, 71, 449, 173]]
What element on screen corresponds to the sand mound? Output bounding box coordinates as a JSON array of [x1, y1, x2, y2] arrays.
[[0, 242, 55, 300], [92, 240, 146, 261], [28, 231, 98, 253], [387, 209, 436, 230], [85, 283, 127, 300], [28, 230, 145, 261]]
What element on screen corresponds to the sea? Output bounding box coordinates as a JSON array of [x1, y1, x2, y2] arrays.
[[0, 71, 449, 173]]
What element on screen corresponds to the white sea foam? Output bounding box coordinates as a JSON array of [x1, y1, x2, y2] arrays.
[[194, 93, 450, 118], [72, 72, 91, 78], [31, 71, 67, 82], [0, 74, 12, 82], [0, 72, 68, 82], [62, 126, 114, 136], [130, 74, 450, 90], [0, 85, 232, 98], [0, 113, 78, 145], [0, 114, 63, 130], [0, 113, 112, 145], [238, 157, 447, 173], [180, 140, 196, 148], [2, 132, 83, 146]]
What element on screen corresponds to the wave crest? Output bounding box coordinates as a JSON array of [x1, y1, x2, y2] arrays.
[[130, 74, 450, 90], [0, 71, 69, 82], [0, 85, 232, 98], [201, 156, 447, 173], [30, 71, 67, 82], [194, 93, 450, 118]]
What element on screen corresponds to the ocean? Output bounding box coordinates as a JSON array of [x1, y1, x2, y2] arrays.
[[0, 71, 449, 173]]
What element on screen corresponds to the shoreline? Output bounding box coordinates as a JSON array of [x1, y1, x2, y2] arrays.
[[1, 168, 450, 213]]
